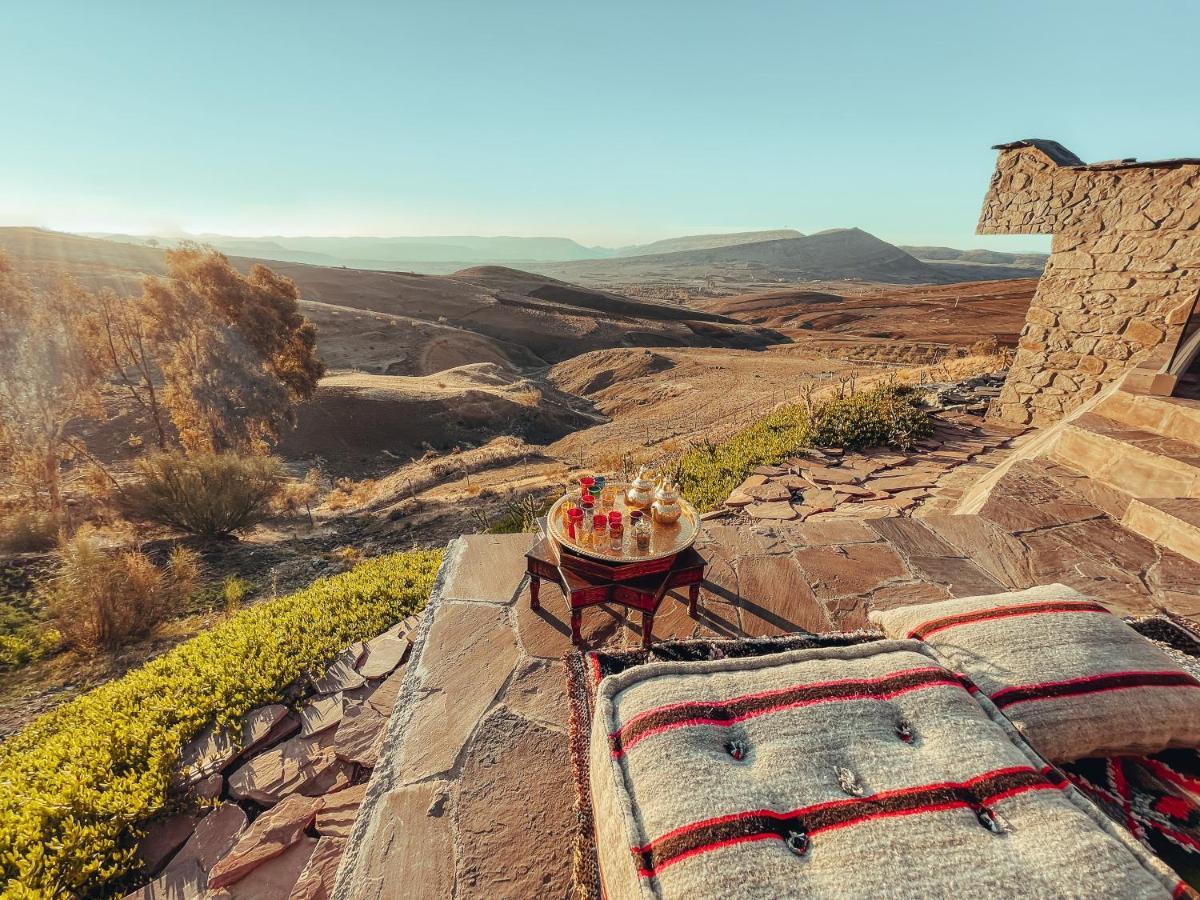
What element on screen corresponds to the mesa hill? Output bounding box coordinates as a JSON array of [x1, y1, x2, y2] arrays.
[[530, 228, 979, 290], [611, 229, 804, 257]]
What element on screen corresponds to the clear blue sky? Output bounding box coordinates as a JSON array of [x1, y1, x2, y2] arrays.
[[3, 0, 1198, 250]]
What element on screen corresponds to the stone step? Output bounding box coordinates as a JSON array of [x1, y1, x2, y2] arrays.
[[1095, 389, 1200, 446], [1050, 413, 1200, 500], [1122, 498, 1200, 564]]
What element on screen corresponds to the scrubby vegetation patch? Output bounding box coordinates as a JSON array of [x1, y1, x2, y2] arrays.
[[0, 548, 442, 898]]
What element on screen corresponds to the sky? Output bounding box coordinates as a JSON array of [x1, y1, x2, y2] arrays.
[[3, 0, 1199, 251]]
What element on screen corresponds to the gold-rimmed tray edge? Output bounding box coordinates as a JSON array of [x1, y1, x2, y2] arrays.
[[546, 485, 700, 563]]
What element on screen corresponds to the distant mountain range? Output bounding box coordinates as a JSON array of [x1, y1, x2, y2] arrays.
[[531, 228, 1045, 290], [80, 228, 808, 272]]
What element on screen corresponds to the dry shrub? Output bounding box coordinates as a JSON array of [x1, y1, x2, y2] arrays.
[[0, 508, 62, 553], [274, 467, 324, 525], [324, 476, 377, 511], [120, 452, 284, 538], [45, 529, 199, 652]]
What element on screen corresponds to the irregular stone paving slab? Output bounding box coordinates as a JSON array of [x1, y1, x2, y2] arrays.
[[454, 709, 574, 899], [364, 665, 407, 717], [747, 526, 793, 555], [440, 533, 535, 602], [786, 519, 879, 547], [297, 757, 355, 799], [312, 659, 366, 695], [975, 460, 1105, 532], [745, 480, 792, 502], [736, 556, 831, 634], [918, 514, 1033, 589], [734, 474, 768, 493], [299, 693, 345, 738], [316, 784, 369, 838], [865, 580, 955, 611], [793, 543, 907, 600], [137, 812, 200, 873], [166, 803, 247, 878], [746, 501, 798, 520], [334, 701, 386, 767], [821, 503, 898, 519], [830, 484, 874, 498], [701, 525, 769, 558], [801, 488, 841, 512], [290, 836, 345, 900], [177, 704, 290, 784], [226, 730, 340, 804], [802, 466, 860, 485], [724, 490, 753, 508], [903, 555, 1007, 597], [209, 836, 316, 899], [751, 464, 788, 476], [209, 793, 320, 889], [501, 657, 568, 731], [345, 781, 455, 900], [122, 861, 206, 900], [822, 594, 873, 631], [357, 635, 410, 679], [398, 601, 520, 783], [867, 518, 960, 558], [870, 473, 942, 493]]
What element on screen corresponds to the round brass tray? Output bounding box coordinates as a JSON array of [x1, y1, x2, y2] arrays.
[[547, 484, 700, 563]]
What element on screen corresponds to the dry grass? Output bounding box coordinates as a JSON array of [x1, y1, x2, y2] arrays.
[[323, 476, 378, 511], [44, 529, 199, 652]]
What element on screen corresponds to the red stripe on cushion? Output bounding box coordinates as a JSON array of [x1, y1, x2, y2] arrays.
[[610, 666, 967, 757], [905, 599, 1110, 640], [634, 766, 1063, 878], [989, 670, 1200, 709]]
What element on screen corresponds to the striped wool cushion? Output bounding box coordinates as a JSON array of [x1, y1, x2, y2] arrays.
[[869, 584, 1200, 762], [589, 640, 1188, 900]]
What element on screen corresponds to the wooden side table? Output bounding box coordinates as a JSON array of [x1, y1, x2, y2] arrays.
[[525, 537, 706, 649]]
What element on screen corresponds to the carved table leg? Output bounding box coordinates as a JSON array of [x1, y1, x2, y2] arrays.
[[642, 611, 655, 650], [688, 583, 699, 617], [529, 575, 540, 610], [571, 608, 582, 645]]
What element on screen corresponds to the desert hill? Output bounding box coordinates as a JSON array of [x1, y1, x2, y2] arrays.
[[611, 229, 804, 257], [528, 228, 994, 293], [278, 364, 597, 475], [700, 277, 1038, 345], [0, 228, 783, 376], [900, 244, 1047, 280]]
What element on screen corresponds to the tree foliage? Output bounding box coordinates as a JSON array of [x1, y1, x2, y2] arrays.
[[139, 247, 324, 453], [0, 254, 100, 509], [0, 248, 325, 512]]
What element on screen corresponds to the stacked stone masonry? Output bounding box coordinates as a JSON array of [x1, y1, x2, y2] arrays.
[[978, 140, 1200, 425]]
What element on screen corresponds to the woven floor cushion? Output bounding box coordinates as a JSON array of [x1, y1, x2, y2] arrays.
[[869, 584, 1200, 762], [589, 640, 1187, 899]]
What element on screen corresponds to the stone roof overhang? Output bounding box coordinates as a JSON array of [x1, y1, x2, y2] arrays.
[[992, 139, 1200, 172]]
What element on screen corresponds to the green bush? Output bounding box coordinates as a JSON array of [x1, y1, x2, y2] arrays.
[[677, 405, 810, 512], [808, 384, 932, 451], [0, 548, 442, 898], [119, 452, 285, 538], [676, 384, 930, 512]]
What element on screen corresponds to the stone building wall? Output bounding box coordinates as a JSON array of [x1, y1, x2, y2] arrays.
[[978, 141, 1200, 425]]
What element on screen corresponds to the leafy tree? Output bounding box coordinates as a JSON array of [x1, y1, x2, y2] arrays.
[[140, 247, 325, 453], [79, 287, 171, 449], [0, 254, 100, 509]]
